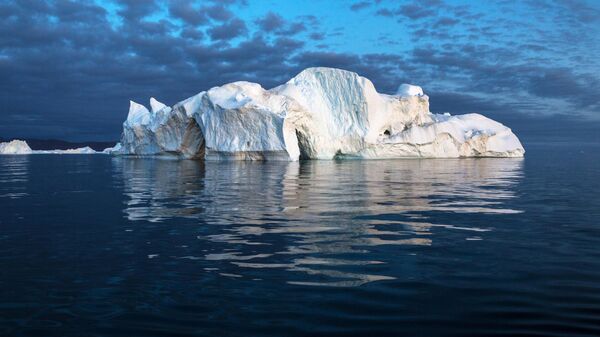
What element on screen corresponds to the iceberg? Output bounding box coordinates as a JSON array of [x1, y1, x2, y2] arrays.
[[35, 146, 97, 154], [0, 140, 33, 154], [193, 81, 302, 160], [115, 67, 524, 160], [120, 98, 205, 158], [0, 140, 100, 155], [103, 143, 122, 154]]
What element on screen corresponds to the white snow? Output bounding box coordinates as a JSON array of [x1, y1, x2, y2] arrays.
[[115, 67, 525, 160], [396, 83, 424, 97], [0, 140, 32, 154]]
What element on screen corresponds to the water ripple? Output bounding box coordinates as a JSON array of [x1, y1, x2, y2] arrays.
[[113, 158, 523, 287], [0, 156, 29, 200]]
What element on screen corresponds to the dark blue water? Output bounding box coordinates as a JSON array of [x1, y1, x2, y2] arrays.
[[1, 142, 600, 336]]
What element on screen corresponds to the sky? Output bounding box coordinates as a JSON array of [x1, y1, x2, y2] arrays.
[[0, 0, 599, 141]]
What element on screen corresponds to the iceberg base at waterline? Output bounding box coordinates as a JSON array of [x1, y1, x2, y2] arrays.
[[113, 67, 524, 161]]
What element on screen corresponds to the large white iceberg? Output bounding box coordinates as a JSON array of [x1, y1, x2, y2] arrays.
[[115, 67, 524, 160]]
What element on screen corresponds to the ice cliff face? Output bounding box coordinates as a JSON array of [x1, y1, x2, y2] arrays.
[[273, 68, 435, 159], [120, 98, 204, 158], [115, 67, 524, 160], [193, 81, 302, 160]]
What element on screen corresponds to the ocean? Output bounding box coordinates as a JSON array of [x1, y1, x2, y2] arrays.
[[1, 141, 599, 336]]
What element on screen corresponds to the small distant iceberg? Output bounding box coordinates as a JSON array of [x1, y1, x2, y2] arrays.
[[112, 67, 525, 160], [38, 146, 97, 154], [0, 140, 33, 155], [0, 140, 101, 155]]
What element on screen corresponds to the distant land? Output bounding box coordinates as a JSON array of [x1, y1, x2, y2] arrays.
[[0, 138, 115, 151]]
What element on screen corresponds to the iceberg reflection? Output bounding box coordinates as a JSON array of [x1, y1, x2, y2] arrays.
[[113, 158, 523, 286], [0, 155, 29, 199]]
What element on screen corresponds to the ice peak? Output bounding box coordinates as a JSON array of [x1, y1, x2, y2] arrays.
[[127, 100, 150, 125], [287, 67, 364, 85], [150, 97, 168, 113]]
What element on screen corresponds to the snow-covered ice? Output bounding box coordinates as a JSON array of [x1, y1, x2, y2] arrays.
[[103, 143, 122, 154], [396, 84, 424, 97], [0, 140, 33, 154], [120, 99, 204, 158], [0, 140, 100, 155], [114, 67, 524, 160], [35, 146, 97, 154]]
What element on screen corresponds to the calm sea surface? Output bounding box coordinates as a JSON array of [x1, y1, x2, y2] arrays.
[[1, 142, 599, 336]]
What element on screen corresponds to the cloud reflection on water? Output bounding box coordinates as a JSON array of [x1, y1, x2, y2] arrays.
[[113, 158, 523, 286]]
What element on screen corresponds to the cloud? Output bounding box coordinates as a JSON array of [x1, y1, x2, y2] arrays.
[[205, 4, 234, 22], [118, 0, 159, 21], [256, 11, 285, 32], [0, 0, 598, 141], [207, 18, 248, 41], [433, 17, 458, 27], [168, 0, 208, 26], [309, 32, 325, 41], [350, 1, 371, 11], [528, 69, 600, 109], [255, 11, 307, 36], [555, 0, 600, 23], [375, 8, 394, 17], [398, 4, 437, 19]]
